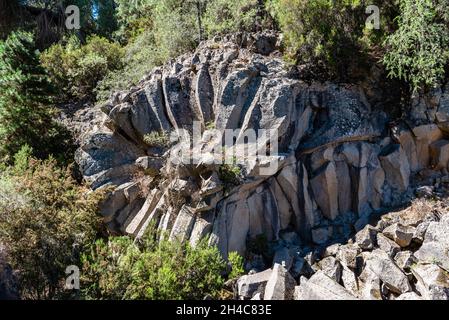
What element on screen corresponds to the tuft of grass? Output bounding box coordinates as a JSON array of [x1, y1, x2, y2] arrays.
[[143, 131, 170, 148]]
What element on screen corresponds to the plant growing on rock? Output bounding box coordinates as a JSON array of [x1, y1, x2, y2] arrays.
[[143, 131, 171, 148]]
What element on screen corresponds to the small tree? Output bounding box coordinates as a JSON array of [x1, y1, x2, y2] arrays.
[[0, 151, 104, 299], [0, 31, 72, 163], [383, 0, 449, 92]]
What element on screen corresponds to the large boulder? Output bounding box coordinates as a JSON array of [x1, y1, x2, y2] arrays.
[[237, 268, 272, 299], [411, 263, 449, 300], [414, 215, 449, 272], [294, 271, 357, 300], [264, 263, 296, 300], [382, 223, 415, 248], [364, 249, 412, 294]]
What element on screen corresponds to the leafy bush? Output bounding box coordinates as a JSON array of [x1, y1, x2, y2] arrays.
[[143, 131, 171, 148], [0, 31, 73, 163], [96, 0, 199, 103], [268, 0, 390, 78], [95, 31, 159, 102], [81, 234, 238, 300], [114, 0, 155, 42], [0, 151, 104, 299], [41, 35, 124, 100], [203, 0, 260, 36], [228, 251, 245, 279], [383, 0, 449, 92]]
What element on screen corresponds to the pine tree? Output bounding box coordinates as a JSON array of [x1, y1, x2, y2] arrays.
[[0, 31, 71, 162]]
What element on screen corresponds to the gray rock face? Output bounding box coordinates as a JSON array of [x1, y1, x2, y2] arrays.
[[379, 144, 410, 193], [75, 32, 449, 274]]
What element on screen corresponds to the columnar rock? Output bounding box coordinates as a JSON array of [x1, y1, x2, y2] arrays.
[[379, 144, 410, 192], [412, 124, 443, 170], [310, 162, 339, 221], [75, 32, 449, 265], [429, 140, 449, 170]]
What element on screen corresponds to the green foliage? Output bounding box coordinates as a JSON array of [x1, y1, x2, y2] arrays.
[[0, 155, 104, 299], [203, 0, 260, 36], [95, 30, 158, 102], [13, 144, 33, 174], [383, 0, 449, 92], [218, 155, 242, 189], [94, 0, 119, 37], [227, 251, 245, 279], [151, 0, 200, 61], [0, 31, 73, 163], [114, 0, 155, 42], [269, 0, 365, 75], [81, 234, 233, 300], [41, 35, 124, 100]]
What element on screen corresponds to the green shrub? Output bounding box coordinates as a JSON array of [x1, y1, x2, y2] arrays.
[[0, 31, 73, 163], [143, 131, 170, 148], [203, 0, 260, 36], [114, 0, 155, 42], [228, 251, 245, 279], [151, 0, 199, 62], [95, 31, 159, 102], [96, 0, 199, 103], [268, 0, 390, 78], [383, 0, 449, 92], [81, 234, 234, 300], [0, 155, 104, 299], [41, 35, 124, 100]]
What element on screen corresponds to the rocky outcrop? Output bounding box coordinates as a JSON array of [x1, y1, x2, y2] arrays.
[[236, 196, 449, 300], [76, 32, 449, 268]]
